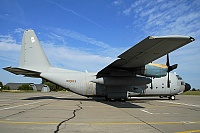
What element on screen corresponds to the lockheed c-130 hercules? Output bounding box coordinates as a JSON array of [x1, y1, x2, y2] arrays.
[[4, 30, 194, 101]]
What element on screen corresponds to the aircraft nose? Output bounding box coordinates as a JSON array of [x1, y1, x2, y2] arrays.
[[184, 83, 191, 92]]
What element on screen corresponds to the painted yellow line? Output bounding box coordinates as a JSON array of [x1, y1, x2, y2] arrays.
[[0, 120, 200, 125], [175, 130, 200, 133], [0, 120, 59, 125]]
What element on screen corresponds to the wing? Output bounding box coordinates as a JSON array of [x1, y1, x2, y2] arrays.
[[97, 35, 194, 77]]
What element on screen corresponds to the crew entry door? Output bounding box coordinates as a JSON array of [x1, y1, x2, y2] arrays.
[[86, 82, 95, 95]]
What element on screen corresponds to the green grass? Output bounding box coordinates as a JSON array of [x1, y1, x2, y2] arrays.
[[182, 91, 200, 95], [1, 90, 38, 93]]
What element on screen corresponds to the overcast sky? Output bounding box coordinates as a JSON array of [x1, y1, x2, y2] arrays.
[[0, 0, 199, 88]]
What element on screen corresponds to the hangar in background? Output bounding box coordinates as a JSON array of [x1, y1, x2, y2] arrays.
[[6, 83, 50, 92]]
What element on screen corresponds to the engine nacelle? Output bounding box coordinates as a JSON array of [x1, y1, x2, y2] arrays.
[[91, 76, 151, 86], [135, 63, 168, 78]]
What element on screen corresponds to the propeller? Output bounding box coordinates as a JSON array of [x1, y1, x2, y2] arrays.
[[150, 77, 153, 89], [166, 54, 178, 88]]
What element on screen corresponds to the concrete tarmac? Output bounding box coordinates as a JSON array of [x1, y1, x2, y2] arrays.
[[0, 92, 199, 133]]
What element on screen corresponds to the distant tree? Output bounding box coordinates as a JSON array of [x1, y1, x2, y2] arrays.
[[44, 82, 56, 91], [0, 81, 3, 89], [191, 88, 196, 91], [18, 84, 32, 90], [3, 85, 10, 90], [42, 79, 65, 91]]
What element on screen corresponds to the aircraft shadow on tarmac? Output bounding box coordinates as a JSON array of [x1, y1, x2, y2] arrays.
[[22, 96, 179, 108], [23, 96, 93, 101], [99, 100, 144, 108], [21, 96, 159, 108]]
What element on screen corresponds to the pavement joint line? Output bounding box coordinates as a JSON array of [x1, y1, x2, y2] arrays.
[[157, 101, 200, 107], [141, 109, 153, 114], [0, 101, 45, 111], [140, 109, 179, 115], [121, 109, 164, 133]]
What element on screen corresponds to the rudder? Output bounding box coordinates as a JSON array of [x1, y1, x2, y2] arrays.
[[19, 30, 51, 71]]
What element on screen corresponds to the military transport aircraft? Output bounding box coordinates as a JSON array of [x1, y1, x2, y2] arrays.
[[3, 30, 194, 101]]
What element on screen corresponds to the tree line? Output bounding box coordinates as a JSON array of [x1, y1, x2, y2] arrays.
[[0, 81, 66, 91]]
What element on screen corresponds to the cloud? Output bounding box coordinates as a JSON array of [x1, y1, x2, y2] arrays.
[[39, 28, 119, 71], [47, 28, 111, 49], [112, 0, 123, 6], [40, 40, 115, 72], [0, 34, 21, 65], [46, 0, 106, 30], [122, 0, 200, 37], [0, 35, 20, 51], [14, 28, 25, 34], [123, 1, 146, 15]]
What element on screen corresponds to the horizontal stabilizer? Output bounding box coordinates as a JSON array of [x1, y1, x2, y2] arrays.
[[3, 67, 41, 78]]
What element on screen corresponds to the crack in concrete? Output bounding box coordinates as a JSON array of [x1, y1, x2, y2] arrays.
[[0, 103, 50, 119], [121, 108, 164, 133], [54, 101, 83, 133]]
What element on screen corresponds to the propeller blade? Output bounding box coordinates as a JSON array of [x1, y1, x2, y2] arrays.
[[167, 73, 170, 88], [168, 64, 178, 72], [166, 54, 170, 67], [166, 54, 177, 88], [165, 54, 178, 88], [151, 77, 153, 89]]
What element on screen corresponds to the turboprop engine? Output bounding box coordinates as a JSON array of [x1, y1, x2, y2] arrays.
[[135, 63, 168, 78]]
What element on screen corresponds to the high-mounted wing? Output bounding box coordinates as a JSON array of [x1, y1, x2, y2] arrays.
[[97, 36, 194, 77]]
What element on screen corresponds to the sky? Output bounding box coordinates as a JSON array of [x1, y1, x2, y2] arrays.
[[0, 0, 199, 89]]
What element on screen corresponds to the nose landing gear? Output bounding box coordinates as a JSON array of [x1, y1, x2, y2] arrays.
[[168, 95, 176, 100]]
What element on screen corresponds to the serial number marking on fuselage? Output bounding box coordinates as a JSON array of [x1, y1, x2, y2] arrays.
[[66, 80, 76, 83]]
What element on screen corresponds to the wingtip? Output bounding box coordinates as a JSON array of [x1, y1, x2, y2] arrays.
[[190, 37, 195, 42], [148, 36, 155, 39], [149, 35, 195, 42]]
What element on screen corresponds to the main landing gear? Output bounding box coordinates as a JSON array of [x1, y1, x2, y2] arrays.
[[105, 97, 127, 102], [159, 95, 176, 100]]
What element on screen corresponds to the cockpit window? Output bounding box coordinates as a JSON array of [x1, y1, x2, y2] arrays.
[[176, 75, 183, 80], [181, 81, 185, 85]]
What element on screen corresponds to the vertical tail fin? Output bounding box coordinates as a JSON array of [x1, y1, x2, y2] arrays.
[[19, 30, 51, 71]]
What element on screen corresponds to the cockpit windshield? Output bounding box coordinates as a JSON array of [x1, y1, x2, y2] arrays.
[[176, 75, 183, 80]]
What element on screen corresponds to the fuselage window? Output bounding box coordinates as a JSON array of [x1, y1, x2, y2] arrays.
[[176, 75, 183, 80]]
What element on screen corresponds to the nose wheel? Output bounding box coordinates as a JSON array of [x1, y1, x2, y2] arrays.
[[168, 95, 176, 100]]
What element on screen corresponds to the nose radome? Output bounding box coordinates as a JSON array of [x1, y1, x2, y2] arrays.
[[184, 83, 191, 92]]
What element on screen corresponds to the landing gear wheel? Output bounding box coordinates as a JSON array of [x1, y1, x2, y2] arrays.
[[171, 95, 175, 100], [105, 96, 112, 101], [168, 95, 175, 100], [120, 98, 127, 102]]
